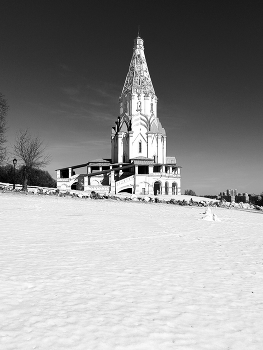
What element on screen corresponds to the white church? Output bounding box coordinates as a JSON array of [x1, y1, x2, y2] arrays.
[[56, 35, 181, 196]]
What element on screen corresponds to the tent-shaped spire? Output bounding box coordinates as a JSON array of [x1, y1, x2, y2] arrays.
[[121, 36, 155, 97]]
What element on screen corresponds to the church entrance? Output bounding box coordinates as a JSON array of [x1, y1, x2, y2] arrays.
[[154, 181, 162, 195], [172, 182, 178, 195]]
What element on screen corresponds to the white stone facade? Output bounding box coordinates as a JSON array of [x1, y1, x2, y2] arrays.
[[111, 36, 166, 165], [56, 36, 181, 196]]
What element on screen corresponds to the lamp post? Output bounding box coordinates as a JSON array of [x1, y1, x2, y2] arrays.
[[13, 158, 17, 190]]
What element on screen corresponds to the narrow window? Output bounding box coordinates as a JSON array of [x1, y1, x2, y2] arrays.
[[139, 141, 142, 153]]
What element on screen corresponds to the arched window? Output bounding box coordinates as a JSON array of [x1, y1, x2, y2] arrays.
[[154, 181, 162, 196], [172, 182, 178, 195], [139, 141, 142, 153]]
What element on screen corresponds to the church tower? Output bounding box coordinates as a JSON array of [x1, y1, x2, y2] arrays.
[[56, 34, 181, 195], [111, 36, 167, 164]]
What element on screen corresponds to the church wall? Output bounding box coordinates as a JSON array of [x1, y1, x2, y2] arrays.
[[128, 132, 133, 160], [143, 95, 149, 115], [147, 134, 165, 164], [153, 96, 157, 118], [131, 132, 147, 159], [133, 175, 181, 195], [117, 134, 123, 163], [163, 137, 167, 164], [131, 94, 136, 115], [111, 138, 114, 162], [150, 134, 158, 162], [158, 138, 162, 163], [158, 135, 165, 164], [122, 133, 129, 162], [128, 93, 157, 120], [111, 136, 118, 163]]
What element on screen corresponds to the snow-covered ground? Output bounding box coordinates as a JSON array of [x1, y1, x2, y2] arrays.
[[0, 192, 263, 350]]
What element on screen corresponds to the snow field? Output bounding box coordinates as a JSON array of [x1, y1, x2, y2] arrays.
[[0, 193, 263, 350]]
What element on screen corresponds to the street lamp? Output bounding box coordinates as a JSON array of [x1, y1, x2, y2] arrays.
[[13, 158, 17, 190]]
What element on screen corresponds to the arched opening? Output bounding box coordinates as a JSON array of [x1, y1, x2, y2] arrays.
[[119, 188, 132, 194], [71, 178, 84, 191], [165, 181, 169, 195], [71, 178, 79, 190], [172, 182, 178, 195], [154, 181, 162, 196]]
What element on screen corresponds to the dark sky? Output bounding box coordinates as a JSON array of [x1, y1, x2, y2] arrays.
[[1, 0, 263, 194]]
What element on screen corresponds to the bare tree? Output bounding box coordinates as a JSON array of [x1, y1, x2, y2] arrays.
[[0, 93, 8, 164], [14, 130, 50, 190]]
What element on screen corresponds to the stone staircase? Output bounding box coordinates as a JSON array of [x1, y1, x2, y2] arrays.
[[84, 185, 110, 194], [115, 175, 134, 193]]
